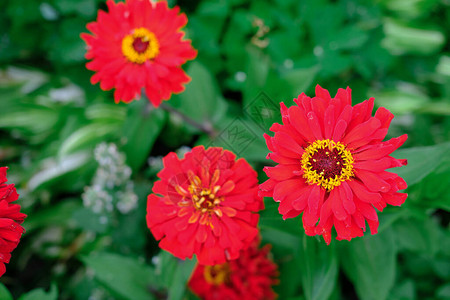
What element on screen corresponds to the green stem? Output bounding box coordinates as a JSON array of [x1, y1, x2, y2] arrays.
[[159, 102, 215, 137]]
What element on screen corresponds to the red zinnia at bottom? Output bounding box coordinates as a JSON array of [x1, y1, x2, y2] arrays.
[[188, 239, 279, 300], [0, 167, 26, 277]]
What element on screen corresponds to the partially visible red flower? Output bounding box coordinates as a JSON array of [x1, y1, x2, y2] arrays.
[[260, 85, 408, 244], [81, 0, 197, 106], [188, 238, 279, 300], [0, 167, 26, 277], [146, 146, 263, 265]]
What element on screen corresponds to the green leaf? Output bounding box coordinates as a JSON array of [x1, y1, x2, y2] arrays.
[[243, 47, 271, 107], [59, 122, 120, 156], [122, 100, 165, 172], [175, 61, 227, 125], [27, 151, 91, 191], [437, 283, 450, 299], [81, 252, 155, 300], [72, 207, 109, 234], [281, 66, 319, 98], [328, 25, 369, 51], [391, 142, 450, 187], [373, 90, 428, 114], [85, 103, 127, 122], [156, 251, 196, 300], [382, 19, 445, 55], [0, 107, 59, 135], [387, 280, 416, 300], [167, 258, 197, 300], [24, 200, 81, 233], [339, 229, 397, 300], [18, 284, 58, 300], [259, 200, 303, 250], [299, 235, 338, 300], [0, 283, 13, 300], [393, 217, 439, 255]]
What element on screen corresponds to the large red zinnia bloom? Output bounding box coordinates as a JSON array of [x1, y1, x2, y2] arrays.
[[260, 85, 408, 244], [0, 167, 26, 277], [81, 0, 197, 106], [146, 146, 263, 265], [188, 238, 279, 300]]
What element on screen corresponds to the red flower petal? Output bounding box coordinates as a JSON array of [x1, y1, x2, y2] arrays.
[[261, 86, 408, 244], [147, 146, 262, 265], [0, 167, 26, 278], [82, 0, 197, 106]]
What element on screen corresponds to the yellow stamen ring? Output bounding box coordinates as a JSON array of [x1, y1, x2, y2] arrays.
[[204, 264, 231, 286], [121, 27, 159, 64], [301, 139, 354, 191]]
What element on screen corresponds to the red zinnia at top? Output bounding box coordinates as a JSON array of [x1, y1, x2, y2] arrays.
[[81, 0, 197, 106], [147, 146, 263, 265], [188, 238, 279, 300], [260, 85, 408, 244], [0, 167, 26, 277]]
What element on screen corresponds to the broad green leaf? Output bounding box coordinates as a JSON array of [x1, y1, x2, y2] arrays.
[[176, 62, 227, 125], [393, 217, 439, 255], [377, 209, 408, 233], [81, 252, 155, 300], [27, 151, 91, 191], [281, 66, 319, 98], [437, 283, 450, 299], [391, 142, 450, 187], [122, 100, 165, 172], [243, 47, 270, 107], [167, 258, 196, 300], [0, 108, 58, 134], [206, 117, 268, 161], [85, 103, 127, 122], [18, 284, 57, 300], [380, 0, 440, 20], [1, 66, 49, 94], [72, 207, 109, 234], [156, 251, 196, 300], [339, 229, 397, 300], [260, 226, 302, 250], [419, 156, 450, 210], [24, 200, 81, 233], [387, 279, 416, 300], [275, 254, 304, 299], [59, 122, 120, 156], [437, 55, 450, 77], [373, 90, 428, 114], [299, 235, 338, 300], [54, 0, 96, 17], [382, 19, 445, 55], [328, 25, 369, 51], [0, 284, 13, 300]]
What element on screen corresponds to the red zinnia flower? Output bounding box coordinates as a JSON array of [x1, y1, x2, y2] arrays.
[[81, 0, 197, 106], [260, 85, 408, 244], [146, 146, 263, 265], [0, 167, 26, 277], [188, 238, 279, 300]]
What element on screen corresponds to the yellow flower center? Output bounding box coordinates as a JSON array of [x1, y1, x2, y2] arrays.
[[121, 27, 159, 64], [204, 263, 231, 286], [174, 169, 237, 226], [301, 139, 354, 191]]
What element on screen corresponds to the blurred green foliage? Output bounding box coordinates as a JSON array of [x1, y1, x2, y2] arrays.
[[0, 0, 449, 299]]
